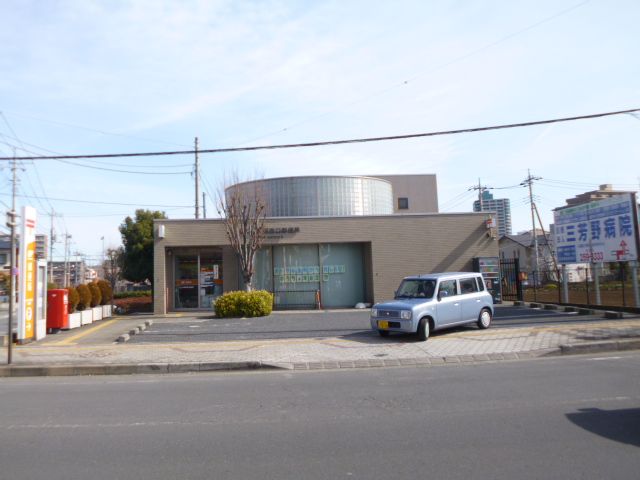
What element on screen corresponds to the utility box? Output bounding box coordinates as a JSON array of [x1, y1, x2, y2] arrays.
[[47, 289, 69, 331]]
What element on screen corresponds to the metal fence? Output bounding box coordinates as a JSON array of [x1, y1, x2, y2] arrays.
[[522, 263, 640, 310]]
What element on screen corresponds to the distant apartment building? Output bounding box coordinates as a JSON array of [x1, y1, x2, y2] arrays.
[[0, 234, 48, 262], [48, 260, 88, 287], [473, 191, 512, 237]]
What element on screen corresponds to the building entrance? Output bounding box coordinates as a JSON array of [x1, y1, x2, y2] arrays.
[[173, 249, 223, 309]]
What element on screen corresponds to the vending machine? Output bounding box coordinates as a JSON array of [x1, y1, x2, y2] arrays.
[[472, 257, 502, 304]]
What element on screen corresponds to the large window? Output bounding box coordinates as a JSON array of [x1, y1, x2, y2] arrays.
[[254, 243, 366, 309]]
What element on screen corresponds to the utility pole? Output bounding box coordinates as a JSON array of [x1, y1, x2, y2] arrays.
[[6, 157, 18, 364], [469, 179, 489, 211], [521, 170, 542, 280], [194, 137, 200, 219], [63, 233, 72, 286], [47, 209, 61, 284], [202, 192, 207, 219]]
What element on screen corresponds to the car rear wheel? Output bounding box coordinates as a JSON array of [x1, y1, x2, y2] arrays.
[[477, 308, 492, 329], [417, 318, 430, 341], [378, 329, 390, 337]]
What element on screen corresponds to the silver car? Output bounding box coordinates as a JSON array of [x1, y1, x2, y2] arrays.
[[370, 272, 494, 341]]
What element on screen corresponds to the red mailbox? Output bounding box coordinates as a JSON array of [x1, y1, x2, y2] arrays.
[[47, 289, 69, 331]]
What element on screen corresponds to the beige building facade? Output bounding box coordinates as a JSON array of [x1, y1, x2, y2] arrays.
[[153, 212, 498, 314]]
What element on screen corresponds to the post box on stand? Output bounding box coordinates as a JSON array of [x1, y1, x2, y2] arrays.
[[47, 289, 69, 331]]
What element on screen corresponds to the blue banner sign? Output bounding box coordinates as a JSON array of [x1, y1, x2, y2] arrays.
[[553, 193, 638, 263]]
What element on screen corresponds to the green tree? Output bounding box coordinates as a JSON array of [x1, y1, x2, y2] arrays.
[[119, 210, 166, 284]]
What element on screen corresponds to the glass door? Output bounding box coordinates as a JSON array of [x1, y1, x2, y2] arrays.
[[175, 255, 199, 309], [199, 254, 223, 309]]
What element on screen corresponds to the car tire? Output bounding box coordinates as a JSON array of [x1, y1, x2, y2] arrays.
[[417, 318, 430, 341], [477, 308, 492, 329], [378, 330, 390, 337]]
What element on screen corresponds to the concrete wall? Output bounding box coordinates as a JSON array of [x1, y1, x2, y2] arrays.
[[153, 213, 497, 314]]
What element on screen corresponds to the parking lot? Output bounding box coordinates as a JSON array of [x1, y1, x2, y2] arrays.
[[126, 304, 619, 344]]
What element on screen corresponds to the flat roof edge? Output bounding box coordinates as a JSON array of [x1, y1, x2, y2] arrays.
[[154, 211, 492, 223]]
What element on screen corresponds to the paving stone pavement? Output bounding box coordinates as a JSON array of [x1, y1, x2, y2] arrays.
[[2, 318, 640, 376]]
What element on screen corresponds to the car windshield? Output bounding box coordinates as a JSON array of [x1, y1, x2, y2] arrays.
[[395, 279, 436, 299]]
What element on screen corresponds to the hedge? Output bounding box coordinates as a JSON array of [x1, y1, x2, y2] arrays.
[[67, 286, 80, 313], [88, 282, 102, 307], [114, 290, 152, 299], [76, 284, 91, 311], [214, 290, 273, 318], [97, 280, 113, 305]]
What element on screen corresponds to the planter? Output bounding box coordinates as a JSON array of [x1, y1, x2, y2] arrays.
[[68, 312, 82, 329], [80, 310, 93, 326], [102, 305, 112, 318], [92, 306, 103, 321]]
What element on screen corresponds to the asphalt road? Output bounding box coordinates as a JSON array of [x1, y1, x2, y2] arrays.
[[0, 352, 639, 480], [127, 305, 625, 344]]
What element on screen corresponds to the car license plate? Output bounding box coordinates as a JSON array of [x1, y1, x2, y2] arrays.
[[378, 320, 389, 329]]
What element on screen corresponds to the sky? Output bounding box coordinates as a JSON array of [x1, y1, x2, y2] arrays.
[[0, 0, 638, 265]]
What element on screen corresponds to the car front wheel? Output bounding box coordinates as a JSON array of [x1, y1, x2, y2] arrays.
[[417, 318, 430, 341], [477, 308, 492, 329]]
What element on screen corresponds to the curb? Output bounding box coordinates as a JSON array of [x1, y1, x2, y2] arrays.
[[0, 361, 282, 378], [2, 339, 639, 377], [557, 338, 640, 355]]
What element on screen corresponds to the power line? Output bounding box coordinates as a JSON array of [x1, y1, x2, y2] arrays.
[[0, 192, 191, 208], [0, 133, 192, 168], [1, 110, 192, 148], [1, 107, 637, 161], [0, 133, 191, 174], [54, 158, 192, 175]]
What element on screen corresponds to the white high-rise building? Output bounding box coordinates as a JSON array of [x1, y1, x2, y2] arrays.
[[473, 191, 512, 237]]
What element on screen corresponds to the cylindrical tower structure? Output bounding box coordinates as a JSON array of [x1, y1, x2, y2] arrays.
[[226, 176, 394, 217]]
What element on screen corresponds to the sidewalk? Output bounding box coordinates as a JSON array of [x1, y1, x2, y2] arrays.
[[2, 313, 640, 377]]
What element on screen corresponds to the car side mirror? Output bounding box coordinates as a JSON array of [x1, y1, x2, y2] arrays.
[[438, 291, 448, 301]]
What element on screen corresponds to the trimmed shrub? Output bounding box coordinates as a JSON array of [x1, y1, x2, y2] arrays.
[[214, 290, 273, 318], [97, 280, 113, 305], [76, 284, 91, 311], [88, 282, 102, 308], [67, 286, 80, 314], [114, 290, 152, 299]]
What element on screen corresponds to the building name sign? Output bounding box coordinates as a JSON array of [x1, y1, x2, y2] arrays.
[[553, 193, 639, 264], [265, 227, 300, 235]]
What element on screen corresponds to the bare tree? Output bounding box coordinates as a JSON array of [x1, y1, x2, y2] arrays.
[[218, 176, 267, 291], [103, 247, 124, 292]]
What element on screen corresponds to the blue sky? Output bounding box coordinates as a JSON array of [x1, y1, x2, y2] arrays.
[[0, 0, 638, 263]]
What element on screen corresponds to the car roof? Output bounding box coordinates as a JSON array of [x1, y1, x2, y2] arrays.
[[403, 272, 480, 280]]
